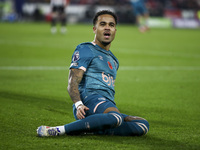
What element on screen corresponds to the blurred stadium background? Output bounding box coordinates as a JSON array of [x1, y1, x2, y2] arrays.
[[1, 0, 200, 29]]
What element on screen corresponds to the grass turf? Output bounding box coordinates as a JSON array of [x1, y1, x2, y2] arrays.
[[0, 22, 200, 150]]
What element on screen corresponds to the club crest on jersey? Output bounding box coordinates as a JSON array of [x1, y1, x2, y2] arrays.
[[107, 61, 113, 70], [73, 51, 80, 62], [113, 60, 117, 69]]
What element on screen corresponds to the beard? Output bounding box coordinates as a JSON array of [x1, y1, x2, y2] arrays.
[[101, 41, 111, 46]]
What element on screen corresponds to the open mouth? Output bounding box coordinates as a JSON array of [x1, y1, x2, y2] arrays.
[[104, 32, 111, 38]]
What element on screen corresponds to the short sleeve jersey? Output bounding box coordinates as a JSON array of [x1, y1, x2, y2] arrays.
[[70, 42, 119, 103]]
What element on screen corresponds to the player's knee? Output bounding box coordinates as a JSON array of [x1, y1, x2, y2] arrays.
[[108, 111, 124, 128], [135, 120, 149, 136]]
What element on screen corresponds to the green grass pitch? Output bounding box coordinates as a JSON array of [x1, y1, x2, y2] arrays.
[[0, 22, 200, 150]]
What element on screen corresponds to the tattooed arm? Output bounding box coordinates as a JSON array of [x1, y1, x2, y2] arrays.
[[67, 68, 89, 119]]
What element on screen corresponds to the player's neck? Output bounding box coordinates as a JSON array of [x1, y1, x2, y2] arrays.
[[92, 40, 111, 51]]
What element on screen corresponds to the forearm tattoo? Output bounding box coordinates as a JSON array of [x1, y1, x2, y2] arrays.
[[67, 69, 84, 103]]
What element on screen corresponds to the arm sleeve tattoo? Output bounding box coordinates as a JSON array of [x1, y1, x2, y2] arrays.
[[67, 68, 84, 103]]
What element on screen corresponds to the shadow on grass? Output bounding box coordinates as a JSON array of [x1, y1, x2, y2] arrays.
[[0, 90, 72, 115]]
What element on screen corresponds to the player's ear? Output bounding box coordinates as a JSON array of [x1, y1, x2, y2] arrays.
[[93, 26, 96, 33]]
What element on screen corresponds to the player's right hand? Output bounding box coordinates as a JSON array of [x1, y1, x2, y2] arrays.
[[76, 105, 89, 120]]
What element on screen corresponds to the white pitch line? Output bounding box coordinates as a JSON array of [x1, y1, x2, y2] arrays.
[[117, 48, 200, 59], [0, 66, 200, 71]]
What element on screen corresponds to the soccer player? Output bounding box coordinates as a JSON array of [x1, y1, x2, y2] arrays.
[[130, 0, 149, 32], [37, 10, 149, 136], [50, 0, 69, 34]]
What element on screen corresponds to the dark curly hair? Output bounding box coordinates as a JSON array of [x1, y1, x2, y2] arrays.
[[93, 10, 118, 26]]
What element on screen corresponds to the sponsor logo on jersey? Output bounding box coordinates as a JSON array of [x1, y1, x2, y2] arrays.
[[102, 72, 115, 86], [73, 51, 80, 62], [107, 61, 113, 70]]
